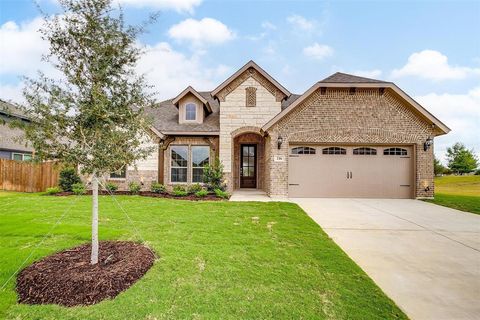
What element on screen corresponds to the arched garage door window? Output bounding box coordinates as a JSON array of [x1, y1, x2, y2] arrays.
[[383, 148, 408, 156], [291, 147, 316, 154], [353, 147, 377, 155], [322, 147, 346, 155]]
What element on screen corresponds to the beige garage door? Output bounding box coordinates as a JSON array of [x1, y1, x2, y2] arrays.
[[288, 145, 413, 198]]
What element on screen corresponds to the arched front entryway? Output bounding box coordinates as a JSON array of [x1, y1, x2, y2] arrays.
[[231, 127, 265, 190]]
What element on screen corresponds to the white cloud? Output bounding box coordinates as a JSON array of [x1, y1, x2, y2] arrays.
[[303, 43, 333, 60], [136, 42, 230, 99], [287, 14, 314, 31], [261, 21, 277, 30], [415, 87, 480, 161], [0, 83, 25, 104], [391, 50, 480, 81], [352, 69, 382, 79], [0, 18, 49, 76], [168, 18, 235, 47]]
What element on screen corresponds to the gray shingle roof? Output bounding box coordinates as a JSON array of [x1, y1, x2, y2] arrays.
[[320, 72, 389, 83]]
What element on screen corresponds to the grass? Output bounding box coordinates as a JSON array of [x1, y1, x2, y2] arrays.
[[426, 175, 480, 214], [0, 191, 407, 320]]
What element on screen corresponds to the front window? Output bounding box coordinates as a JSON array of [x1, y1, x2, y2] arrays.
[[110, 167, 126, 179], [171, 146, 188, 182], [12, 152, 32, 161], [185, 103, 196, 121], [192, 146, 210, 183]]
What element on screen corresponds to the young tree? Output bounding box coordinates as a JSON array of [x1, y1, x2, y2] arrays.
[[434, 157, 446, 176], [20, 0, 155, 264], [445, 142, 479, 175]]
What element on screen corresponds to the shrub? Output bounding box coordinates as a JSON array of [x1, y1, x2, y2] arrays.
[[214, 188, 229, 199], [204, 158, 226, 191], [72, 183, 86, 195], [187, 183, 202, 194], [172, 185, 188, 197], [45, 186, 61, 195], [128, 182, 141, 194], [475, 169, 480, 175], [59, 167, 81, 192], [151, 182, 166, 193], [195, 189, 208, 198], [104, 182, 118, 193]]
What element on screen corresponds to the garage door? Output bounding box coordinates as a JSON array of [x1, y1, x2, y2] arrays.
[[288, 145, 413, 198]]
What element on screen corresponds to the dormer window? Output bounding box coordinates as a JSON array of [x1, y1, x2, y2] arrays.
[[246, 87, 257, 107], [185, 103, 196, 121]]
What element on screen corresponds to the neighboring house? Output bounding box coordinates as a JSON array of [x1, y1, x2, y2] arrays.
[[0, 99, 34, 161], [114, 60, 450, 199]]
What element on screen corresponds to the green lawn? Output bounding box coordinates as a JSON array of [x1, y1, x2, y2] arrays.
[[0, 192, 406, 320], [427, 175, 480, 214]]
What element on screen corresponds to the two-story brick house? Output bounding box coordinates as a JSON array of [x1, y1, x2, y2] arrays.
[[112, 60, 449, 199]]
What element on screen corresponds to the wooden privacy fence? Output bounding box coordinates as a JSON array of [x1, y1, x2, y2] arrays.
[[0, 159, 60, 192]]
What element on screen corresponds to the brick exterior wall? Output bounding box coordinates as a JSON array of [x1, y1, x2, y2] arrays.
[[265, 88, 436, 198], [218, 75, 282, 191]]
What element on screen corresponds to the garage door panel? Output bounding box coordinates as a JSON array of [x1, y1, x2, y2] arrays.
[[288, 145, 413, 198]]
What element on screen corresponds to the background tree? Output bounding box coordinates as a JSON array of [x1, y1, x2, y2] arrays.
[[434, 157, 446, 176], [20, 0, 155, 264], [445, 142, 479, 175]]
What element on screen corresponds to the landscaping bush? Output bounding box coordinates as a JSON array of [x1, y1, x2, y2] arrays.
[[45, 186, 61, 195], [195, 189, 208, 198], [128, 182, 141, 194], [104, 182, 118, 193], [214, 188, 229, 199], [59, 167, 81, 192], [172, 185, 188, 197], [187, 183, 202, 194], [151, 182, 166, 193], [72, 183, 86, 195], [204, 158, 226, 191]]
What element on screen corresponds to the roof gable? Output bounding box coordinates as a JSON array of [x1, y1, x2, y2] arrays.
[[262, 81, 450, 135], [211, 60, 291, 102], [172, 86, 212, 113]]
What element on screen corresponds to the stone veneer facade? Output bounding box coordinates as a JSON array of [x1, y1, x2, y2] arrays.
[[264, 88, 435, 198], [218, 73, 283, 192]]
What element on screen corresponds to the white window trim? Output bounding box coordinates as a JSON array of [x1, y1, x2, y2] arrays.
[[184, 103, 197, 122], [11, 152, 32, 161]]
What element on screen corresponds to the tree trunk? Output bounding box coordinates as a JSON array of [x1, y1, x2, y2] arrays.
[[91, 173, 99, 265]]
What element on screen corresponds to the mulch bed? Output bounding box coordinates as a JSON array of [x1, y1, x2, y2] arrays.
[[53, 190, 226, 201], [16, 241, 155, 307]]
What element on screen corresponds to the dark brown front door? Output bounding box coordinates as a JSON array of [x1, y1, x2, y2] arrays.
[[240, 144, 256, 188]]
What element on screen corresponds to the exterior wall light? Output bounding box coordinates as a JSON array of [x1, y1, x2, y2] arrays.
[[424, 137, 433, 151], [277, 136, 283, 149]]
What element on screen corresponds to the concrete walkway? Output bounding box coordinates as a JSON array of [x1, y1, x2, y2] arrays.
[[229, 189, 273, 201], [291, 198, 480, 320]]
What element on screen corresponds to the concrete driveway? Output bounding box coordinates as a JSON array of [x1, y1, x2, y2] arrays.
[[291, 198, 480, 320]]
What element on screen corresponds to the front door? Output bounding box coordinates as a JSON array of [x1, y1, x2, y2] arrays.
[[240, 144, 256, 188]]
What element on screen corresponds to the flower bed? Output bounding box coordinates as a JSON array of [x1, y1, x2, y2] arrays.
[[52, 190, 228, 200]]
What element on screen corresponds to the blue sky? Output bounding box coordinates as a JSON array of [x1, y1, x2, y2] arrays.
[[0, 0, 479, 161]]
